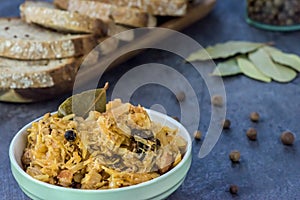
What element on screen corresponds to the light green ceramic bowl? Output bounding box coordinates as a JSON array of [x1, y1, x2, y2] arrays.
[[9, 109, 192, 200]]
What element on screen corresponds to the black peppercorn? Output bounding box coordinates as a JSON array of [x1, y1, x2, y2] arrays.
[[193, 130, 202, 140], [247, 0, 300, 26], [64, 130, 76, 142], [212, 95, 223, 107], [250, 112, 260, 122], [172, 116, 180, 122], [246, 128, 257, 140], [229, 184, 238, 194], [281, 131, 295, 145], [229, 150, 240, 162], [176, 91, 186, 102], [222, 119, 231, 129]]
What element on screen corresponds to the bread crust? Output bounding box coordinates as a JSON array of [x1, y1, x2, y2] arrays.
[[20, 1, 107, 35], [90, 0, 188, 16], [54, 0, 157, 27]]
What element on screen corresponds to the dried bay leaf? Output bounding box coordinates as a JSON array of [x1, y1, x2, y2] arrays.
[[212, 58, 242, 76], [237, 57, 271, 82], [187, 41, 264, 61], [264, 46, 300, 72], [187, 40, 298, 84], [272, 63, 297, 82], [249, 49, 297, 83], [58, 88, 107, 118]]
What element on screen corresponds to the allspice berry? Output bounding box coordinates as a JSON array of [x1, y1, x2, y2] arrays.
[[229, 150, 240, 162], [176, 91, 186, 102], [229, 185, 238, 195], [222, 119, 231, 129], [212, 95, 223, 107], [194, 130, 202, 140], [281, 131, 295, 145], [246, 128, 257, 140], [250, 112, 260, 122]]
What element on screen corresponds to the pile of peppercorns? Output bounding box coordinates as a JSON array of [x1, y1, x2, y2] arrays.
[[247, 0, 300, 26]]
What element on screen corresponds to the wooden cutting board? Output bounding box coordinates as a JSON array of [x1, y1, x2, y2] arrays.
[[161, 0, 216, 30], [76, 0, 216, 89], [0, 0, 216, 103]]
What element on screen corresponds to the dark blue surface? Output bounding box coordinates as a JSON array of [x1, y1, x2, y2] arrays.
[[1, 0, 300, 199]]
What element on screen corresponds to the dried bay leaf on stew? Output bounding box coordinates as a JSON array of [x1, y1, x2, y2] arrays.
[[264, 46, 300, 72], [58, 88, 106, 118], [186, 41, 265, 61], [212, 58, 242, 76], [249, 48, 297, 83], [237, 57, 271, 83]]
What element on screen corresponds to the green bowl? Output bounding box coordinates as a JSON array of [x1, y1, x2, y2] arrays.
[[9, 109, 192, 200], [246, 17, 300, 31], [245, 6, 300, 32]]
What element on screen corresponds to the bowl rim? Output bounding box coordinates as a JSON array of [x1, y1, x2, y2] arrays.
[[9, 108, 192, 193]]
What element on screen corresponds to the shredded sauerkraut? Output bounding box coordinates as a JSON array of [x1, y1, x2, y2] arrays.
[[22, 99, 187, 189]]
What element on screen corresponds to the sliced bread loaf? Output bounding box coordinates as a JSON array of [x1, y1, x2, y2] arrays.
[[54, 0, 157, 27], [90, 0, 188, 16], [0, 56, 81, 89], [0, 18, 97, 60], [20, 1, 107, 35]]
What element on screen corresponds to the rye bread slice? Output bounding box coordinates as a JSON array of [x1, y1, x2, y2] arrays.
[[20, 1, 107, 35], [0, 56, 81, 89], [20, 1, 133, 41], [54, 0, 157, 27], [0, 18, 97, 60], [91, 0, 188, 16]]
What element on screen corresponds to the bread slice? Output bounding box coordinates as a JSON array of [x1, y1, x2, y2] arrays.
[[0, 18, 97, 60], [20, 1, 107, 35], [91, 0, 188, 16], [0, 57, 81, 103], [21, 1, 133, 41], [0, 81, 76, 103], [0, 56, 81, 89], [54, 0, 157, 27]]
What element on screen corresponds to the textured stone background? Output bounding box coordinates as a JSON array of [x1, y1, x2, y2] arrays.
[[1, 0, 300, 199]]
